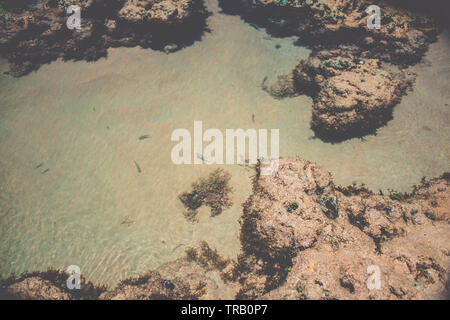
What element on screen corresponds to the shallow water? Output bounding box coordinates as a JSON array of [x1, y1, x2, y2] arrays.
[[0, 0, 449, 287]]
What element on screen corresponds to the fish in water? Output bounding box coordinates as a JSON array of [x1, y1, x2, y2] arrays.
[[134, 161, 142, 173], [35, 162, 44, 169], [41, 169, 49, 174], [172, 243, 186, 252], [139, 134, 150, 140], [196, 152, 209, 163], [121, 216, 134, 226], [252, 113, 255, 123], [237, 155, 251, 170], [262, 76, 268, 85], [261, 76, 269, 92]]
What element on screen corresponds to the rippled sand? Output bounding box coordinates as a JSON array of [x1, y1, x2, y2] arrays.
[[0, 0, 449, 287]]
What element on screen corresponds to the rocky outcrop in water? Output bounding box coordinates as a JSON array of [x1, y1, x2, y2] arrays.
[[0, 0, 209, 76], [235, 157, 449, 299], [292, 53, 413, 140], [0, 243, 235, 300], [98, 270, 204, 300], [2, 158, 448, 300], [100, 241, 236, 299], [222, 0, 442, 141], [0, 269, 104, 300]]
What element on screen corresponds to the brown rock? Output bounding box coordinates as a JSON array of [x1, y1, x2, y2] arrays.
[[6, 277, 72, 300], [236, 157, 449, 299]]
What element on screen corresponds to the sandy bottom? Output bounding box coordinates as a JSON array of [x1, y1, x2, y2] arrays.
[[0, 0, 449, 288]]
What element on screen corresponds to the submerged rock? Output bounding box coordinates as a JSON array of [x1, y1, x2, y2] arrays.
[[178, 169, 233, 221], [99, 270, 203, 300]]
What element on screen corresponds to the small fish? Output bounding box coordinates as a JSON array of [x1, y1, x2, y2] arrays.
[[172, 243, 186, 252], [196, 152, 209, 163], [252, 113, 255, 123], [262, 76, 268, 85], [139, 134, 150, 140], [41, 169, 49, 174], [35, 162, 44, 169], [134, 161, 141, 173], [121, 216, 134, 226]]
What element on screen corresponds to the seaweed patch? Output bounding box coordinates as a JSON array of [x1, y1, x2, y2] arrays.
[[178, 169, 233, 221]]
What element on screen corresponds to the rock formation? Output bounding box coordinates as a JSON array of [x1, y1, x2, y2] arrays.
[[235, 157, 449, 299], [223, 0, 443, 140], [0, 0, 209, 76], [2, 158, 448, 300]]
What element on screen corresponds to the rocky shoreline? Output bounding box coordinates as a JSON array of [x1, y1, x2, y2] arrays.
[[237, 157, 449, 299], [224, 0, 445, 141], [0, 0, 445, 139], [0, 0, 210, 76], [1, 157, 448, 300]]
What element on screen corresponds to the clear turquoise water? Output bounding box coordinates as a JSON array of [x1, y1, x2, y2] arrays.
[[0, 0, 449, 287]]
